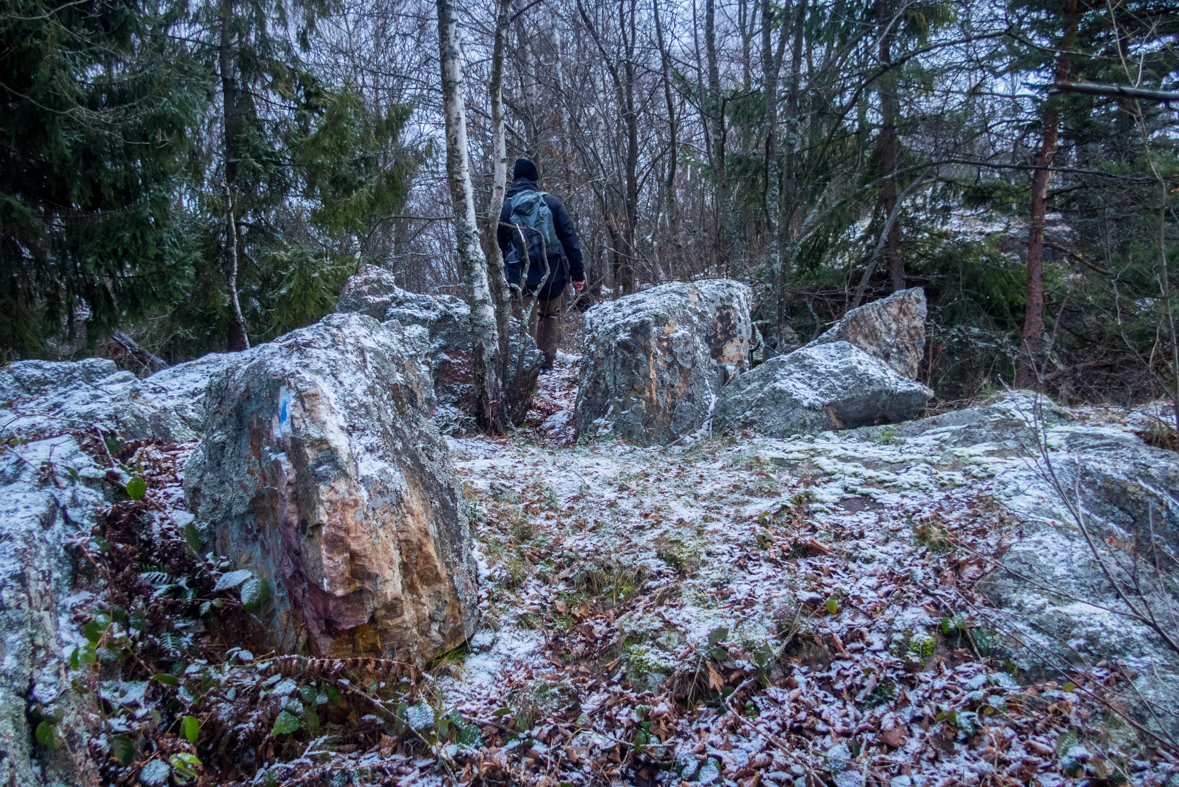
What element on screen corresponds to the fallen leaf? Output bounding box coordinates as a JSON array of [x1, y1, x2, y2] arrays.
[[880, 715, 905, 748], [706, 662, 725, 692]]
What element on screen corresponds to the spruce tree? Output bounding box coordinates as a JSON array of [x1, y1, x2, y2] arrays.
[[0, 0, 203, 357]]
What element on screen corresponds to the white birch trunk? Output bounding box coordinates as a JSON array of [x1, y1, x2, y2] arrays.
[[483, 0, 512, 334], [437, 0, 503, 431]]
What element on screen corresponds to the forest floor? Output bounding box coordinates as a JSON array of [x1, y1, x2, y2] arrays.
[[78, 353, 1178, 786], [417, 355, 1175, 787]]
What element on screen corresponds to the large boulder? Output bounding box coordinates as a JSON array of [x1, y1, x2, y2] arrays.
[[336, 266, 473, 410], [183, 313, 479, 663], [905, 394, 1179, 735], [0, 436, 106, 786], [576, 279, 752, 446], [0, 354, 234, 443], [714, 341, 932, 437], [811, 288, 926, 379], [336, 266, 545, 427]]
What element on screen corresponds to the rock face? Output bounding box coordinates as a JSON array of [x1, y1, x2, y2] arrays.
[[336, 265, 472, 354], [576, 279, 752, 445], [336, 265, 546, 427], [183, 313, 478, 662], [714, 341, 933, 437], [812, 288, 926, 378], [886, 393, 1179, 735], [0, 354, 233, 443], [875, 394, 1179, 554], [0, 436, 106, 786], [336, 265, 473, 410]]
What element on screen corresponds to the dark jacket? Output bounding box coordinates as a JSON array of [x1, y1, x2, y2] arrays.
[[497, 178, 584, 301]]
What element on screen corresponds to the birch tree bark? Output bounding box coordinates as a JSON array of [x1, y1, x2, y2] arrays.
[[437, 0, 504, 431], [515, 16, 541, 161], [220, 0, 250, 352], [482, 0, 513, 343]]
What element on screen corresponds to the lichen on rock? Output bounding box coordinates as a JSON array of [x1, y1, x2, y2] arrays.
[[0, 436, 107, 786], [0, 354, 233, 444]]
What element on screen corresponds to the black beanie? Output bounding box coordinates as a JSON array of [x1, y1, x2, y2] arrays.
[[513, 158, 539, 182]]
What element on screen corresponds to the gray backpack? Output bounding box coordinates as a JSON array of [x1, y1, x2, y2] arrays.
[[505, 191, 561, 266]]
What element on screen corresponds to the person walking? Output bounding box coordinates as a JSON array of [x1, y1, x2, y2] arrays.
[[496, 158, 585, 372]]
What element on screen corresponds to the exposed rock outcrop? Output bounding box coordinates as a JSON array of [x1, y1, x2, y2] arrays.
[[0, 354, 233, 443], [575, 279, 752, 445], [812, 288, 926, 379], [335, 266, 546, 427], [336, 265, 473, 412], [183, 313, 478, 662], [879, 393, 1179, 735], [0, 436, 106, 786], [714, 341, 933, 437]]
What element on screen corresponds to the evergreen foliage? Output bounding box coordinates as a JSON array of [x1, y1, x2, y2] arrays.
[[0, 0, 204, 357]]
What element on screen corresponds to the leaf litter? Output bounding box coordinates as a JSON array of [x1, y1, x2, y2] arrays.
[[38, 356, 1179, 786]]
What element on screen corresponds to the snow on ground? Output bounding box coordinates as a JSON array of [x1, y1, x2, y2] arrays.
[[19, 351, 1175, 786], [423, 358, 1178, 786]]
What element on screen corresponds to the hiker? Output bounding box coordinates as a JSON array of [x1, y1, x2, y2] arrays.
[[497, 158, 585, 372]]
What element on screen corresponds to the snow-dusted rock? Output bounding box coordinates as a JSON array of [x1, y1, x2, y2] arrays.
[[575, 279, 752, 446], [880, 393, 1179, 734], [714, 341, 933, 436], [183, 313, 478, 663], [811, 288, 926, 379], [121, 354, 238, 441], [0, 436, 106, 785], [336, 265, 474, 410], [0, 353, 234, 443], [883, 393, 1179, 555], [336, 265, 471, 357]]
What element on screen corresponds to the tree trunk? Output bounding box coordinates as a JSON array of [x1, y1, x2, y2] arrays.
[[774, 0, 806, 345], [576, 0, 639, 294], [705, 0, 729, 277], [437, 0, 504, 432], [621, 0, 639, 294], [876, 0, 903, 293], [483, 0, 513, 339], [738, 0, 755, 92], [515, 16, 540, 162], [761, 0, 788, 294], [1017, 0, 1078, 387], [220, 0, 249, 352], [223, 187, 249, 352], [653, 0, 685, 272], [486, 0, 539, 427]]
